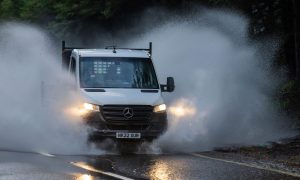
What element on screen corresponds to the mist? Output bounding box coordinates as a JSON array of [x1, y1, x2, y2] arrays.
[[129, 10, 295, 152], [0, 23, 99, 154]]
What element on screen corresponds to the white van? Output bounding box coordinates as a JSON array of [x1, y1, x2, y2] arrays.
[[62, 41, 174, 144]]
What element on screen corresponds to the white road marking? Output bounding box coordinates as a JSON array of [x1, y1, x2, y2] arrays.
[[71, 162, 133, 180], [191, 153, 300, 178], [38, 152, 133, 180], [38, 152, 55, 157]]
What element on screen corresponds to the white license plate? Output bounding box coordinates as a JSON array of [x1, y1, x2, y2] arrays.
[[116, 132, 141, 139]]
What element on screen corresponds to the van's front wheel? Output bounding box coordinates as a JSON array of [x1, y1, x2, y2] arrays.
[[116, 141, 141, 154]]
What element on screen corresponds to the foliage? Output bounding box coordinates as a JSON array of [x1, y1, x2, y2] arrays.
[[280, 80, 300, 117], [0, 0, 22, 19], [0, 0, 233, 35]]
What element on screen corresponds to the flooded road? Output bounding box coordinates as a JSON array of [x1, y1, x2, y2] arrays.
[[0, 150, 298, 179]]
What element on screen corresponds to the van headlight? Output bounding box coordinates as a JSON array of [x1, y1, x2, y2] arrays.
[[83, 103, 100, 112], [153, 104, 167, 113]]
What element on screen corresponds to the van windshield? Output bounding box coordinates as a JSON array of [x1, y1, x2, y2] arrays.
[[80, 57, 159, 89]]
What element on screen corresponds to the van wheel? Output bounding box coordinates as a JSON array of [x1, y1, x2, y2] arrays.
[[116, 141, 141, 154]]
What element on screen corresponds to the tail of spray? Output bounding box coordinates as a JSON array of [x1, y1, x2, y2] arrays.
[[130, 10, 295, 152], [0, 22, 102, 154]]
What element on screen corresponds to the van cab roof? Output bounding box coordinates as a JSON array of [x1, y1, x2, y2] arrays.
[[74, 49, 150, 58]]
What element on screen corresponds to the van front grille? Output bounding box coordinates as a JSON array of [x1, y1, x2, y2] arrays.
[[106, 124, 149, 131], [101, 105, 153, 125]]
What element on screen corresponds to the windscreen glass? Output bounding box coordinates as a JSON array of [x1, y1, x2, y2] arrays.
[[80, 57, 159, 89]]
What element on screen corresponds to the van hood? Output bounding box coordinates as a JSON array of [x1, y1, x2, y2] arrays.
[[80, 88, 163, 106]]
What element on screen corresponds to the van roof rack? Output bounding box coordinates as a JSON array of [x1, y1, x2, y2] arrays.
[[61, 41, 84, 50], [61, 41, 153, 69], [62, 41, 152, 56], [104, 42, 152, 56]]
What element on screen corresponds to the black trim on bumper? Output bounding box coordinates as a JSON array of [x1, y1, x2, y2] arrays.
[[83, 107, 167, 141]]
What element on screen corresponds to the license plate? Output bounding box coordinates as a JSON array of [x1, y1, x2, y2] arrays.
[[116, 132, 141, 139]]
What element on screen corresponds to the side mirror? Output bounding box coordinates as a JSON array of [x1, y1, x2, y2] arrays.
[[161, 77, 175, 92]]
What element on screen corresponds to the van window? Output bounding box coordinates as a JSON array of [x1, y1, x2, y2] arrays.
[[79, 57, 159, 89]]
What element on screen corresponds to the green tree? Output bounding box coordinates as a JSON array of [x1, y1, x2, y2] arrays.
[[0, 0, 22, 19]]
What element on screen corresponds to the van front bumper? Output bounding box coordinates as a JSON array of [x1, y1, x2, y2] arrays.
[[88, 129, 165, 141], [84, 109, 167, 141]]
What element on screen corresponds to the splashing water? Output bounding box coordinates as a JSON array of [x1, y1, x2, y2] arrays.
[[0, 23, 101, 154], [129, 10, 295, 152]]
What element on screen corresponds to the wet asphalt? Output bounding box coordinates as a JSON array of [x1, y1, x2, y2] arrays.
[[0, 150, 298, 180]]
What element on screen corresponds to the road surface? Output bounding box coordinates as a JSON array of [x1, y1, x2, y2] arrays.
[[0, 150, 298, 180]]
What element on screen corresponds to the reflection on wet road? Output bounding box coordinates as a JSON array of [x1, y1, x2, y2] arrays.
[[0, 150, 298, 180]]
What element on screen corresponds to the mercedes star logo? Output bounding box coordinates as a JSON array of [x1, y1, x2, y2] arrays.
[[123, 107, 134, 119]]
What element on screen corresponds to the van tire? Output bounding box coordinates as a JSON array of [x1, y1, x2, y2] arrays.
[[116, 141, 141, 154]]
